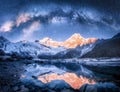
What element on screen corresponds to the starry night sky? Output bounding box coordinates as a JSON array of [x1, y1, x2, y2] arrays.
[[0, 0, 120, 41]]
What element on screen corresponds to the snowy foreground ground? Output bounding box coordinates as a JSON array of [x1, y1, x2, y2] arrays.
[[0, 58, 120, 92]]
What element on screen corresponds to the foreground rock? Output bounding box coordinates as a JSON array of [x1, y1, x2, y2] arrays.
[[1, 80, 120, 92], [9, 80, 76, 92], [45, 80, 73, 90], [80, 83, 120, 92]]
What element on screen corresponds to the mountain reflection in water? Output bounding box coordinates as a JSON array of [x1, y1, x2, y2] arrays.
[[20, 59, 120, 90], [38, 73, 95, 89]]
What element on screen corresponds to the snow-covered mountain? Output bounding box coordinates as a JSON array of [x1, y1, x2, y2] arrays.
[[0, 36, 65, 60], [39, 37, 62, 48], [38, 33, 120, 59], [0, 34, 98, 60], [38, 43, 96, 59], [39, 33, 97, 48]]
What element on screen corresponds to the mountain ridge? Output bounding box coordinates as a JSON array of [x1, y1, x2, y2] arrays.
[[39, 33, 97, 48]]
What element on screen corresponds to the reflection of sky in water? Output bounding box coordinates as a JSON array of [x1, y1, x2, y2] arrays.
[[22, 64, 66, 78]]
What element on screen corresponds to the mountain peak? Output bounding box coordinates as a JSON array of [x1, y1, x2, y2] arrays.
[[40, 37, 61, 48], [66, 33, 84, 42], [39, 33, 97, 48], [40, 37, 53, 42], [70, 33, 83, 39], [71, 33, 82, 37]]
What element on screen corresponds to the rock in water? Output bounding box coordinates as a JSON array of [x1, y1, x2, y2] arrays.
[[79, 83, 120, 92]]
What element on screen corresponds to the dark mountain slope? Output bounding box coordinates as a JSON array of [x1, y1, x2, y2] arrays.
[[82, 33, 120, 58]]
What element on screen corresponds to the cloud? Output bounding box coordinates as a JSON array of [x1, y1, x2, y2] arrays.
[[51, 17, 67, 24], [16, 13, 31, 27], [22, 21, 40, 39], [0, 21, 14, 32], [0, 1, 119, 40], [0, 13, 32, 33]]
